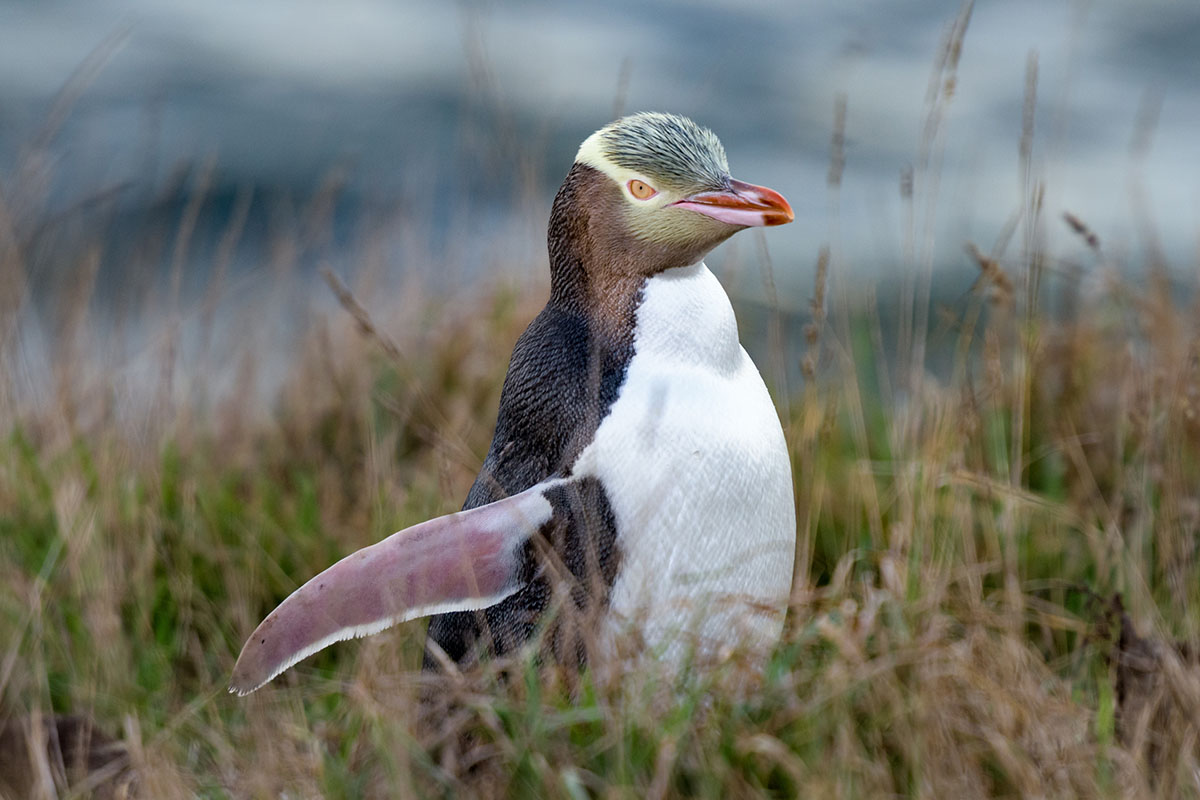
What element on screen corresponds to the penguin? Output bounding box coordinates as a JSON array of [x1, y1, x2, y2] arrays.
[[231, 112, 796, 695]]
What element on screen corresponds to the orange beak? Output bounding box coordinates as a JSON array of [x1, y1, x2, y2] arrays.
[[671, 179, 794, 227]]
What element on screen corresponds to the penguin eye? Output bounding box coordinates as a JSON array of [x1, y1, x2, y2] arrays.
[[627, 179, 658, 200]]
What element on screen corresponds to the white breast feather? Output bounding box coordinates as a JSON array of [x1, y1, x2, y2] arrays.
[[571, 262, 796, 662]]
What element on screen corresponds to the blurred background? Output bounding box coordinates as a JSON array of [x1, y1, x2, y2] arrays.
[[2, 0, 1198, 410]]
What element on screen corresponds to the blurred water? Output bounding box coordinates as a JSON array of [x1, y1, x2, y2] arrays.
[[2, 0, 1198, 408]]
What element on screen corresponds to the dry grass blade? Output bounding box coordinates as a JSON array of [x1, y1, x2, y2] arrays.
[[827, 94, 847, 189], [966, 242, 1014, 308], [1063, 211, 1102, 254], [801, 247, 829, 381], [321, 266, 410, 370]]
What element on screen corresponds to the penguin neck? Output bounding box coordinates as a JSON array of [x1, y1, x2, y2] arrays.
[[546, 163, 645, 346], [632, 263, 743, 372]]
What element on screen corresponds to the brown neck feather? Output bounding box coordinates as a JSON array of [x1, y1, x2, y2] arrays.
[[546, 163, 724, 342]]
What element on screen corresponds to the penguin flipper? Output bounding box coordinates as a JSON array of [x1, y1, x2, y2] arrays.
[[230, 479, 566, 695]]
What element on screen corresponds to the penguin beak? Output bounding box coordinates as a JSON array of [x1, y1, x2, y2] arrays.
[[671, 179, 795, 227]]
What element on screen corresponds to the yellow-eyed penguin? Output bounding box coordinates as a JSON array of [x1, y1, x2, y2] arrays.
[[231, 112, 796, 695]]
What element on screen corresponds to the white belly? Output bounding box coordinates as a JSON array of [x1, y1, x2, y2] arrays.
[[571, 262, 796, 658]]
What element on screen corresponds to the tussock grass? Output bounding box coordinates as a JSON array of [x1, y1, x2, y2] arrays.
[[6, 13, 1200, 798], [7, 218, 1200, 796]]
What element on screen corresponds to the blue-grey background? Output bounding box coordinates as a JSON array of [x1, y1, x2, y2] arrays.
[[3, 1, 1198, 403]]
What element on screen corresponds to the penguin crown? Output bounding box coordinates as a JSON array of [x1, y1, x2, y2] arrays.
[[585, 112, 730, 192]]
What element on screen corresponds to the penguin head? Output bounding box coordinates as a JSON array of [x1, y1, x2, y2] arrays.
[[567, 112, 793, 274]]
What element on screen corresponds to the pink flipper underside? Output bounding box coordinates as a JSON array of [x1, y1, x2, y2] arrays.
[[230, 481, 561, 695]]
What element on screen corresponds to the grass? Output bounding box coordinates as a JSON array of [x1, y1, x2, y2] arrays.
[[6, 235, 1200, 797], [6, 12, 1200, 798]]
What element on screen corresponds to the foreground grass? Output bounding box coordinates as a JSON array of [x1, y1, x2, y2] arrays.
[[4, 238, 1200, 798]]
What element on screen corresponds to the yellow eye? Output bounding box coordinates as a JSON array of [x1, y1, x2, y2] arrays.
[[628, 179, 657, 200]]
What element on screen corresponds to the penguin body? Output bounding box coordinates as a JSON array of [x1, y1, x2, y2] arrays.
[[231, 113, 797, 695], [578, 261, 795, 653]]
